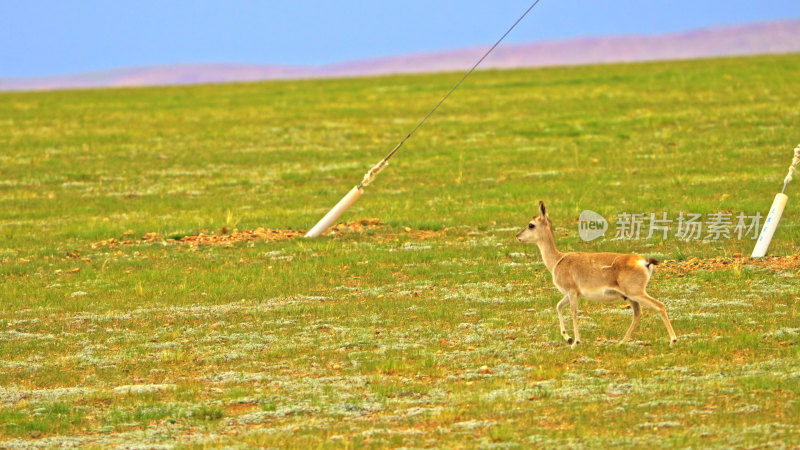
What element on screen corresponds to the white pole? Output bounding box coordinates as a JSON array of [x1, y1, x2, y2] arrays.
[[304, 186, 364, 238], [751, 193, 788, 257], [303, 159, 387, 238], [750, 144, 799, 257]]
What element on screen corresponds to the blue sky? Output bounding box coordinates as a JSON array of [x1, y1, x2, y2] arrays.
[[1, 0, 799, 78]]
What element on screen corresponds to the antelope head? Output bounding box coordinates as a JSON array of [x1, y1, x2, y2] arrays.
[[516, 201, 551, 243]]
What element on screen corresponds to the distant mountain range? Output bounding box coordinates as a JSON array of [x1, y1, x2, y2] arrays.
[[2, 19, 799, 92]]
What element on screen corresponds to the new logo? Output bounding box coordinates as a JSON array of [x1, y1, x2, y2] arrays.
[[578, 210, 608, 241]]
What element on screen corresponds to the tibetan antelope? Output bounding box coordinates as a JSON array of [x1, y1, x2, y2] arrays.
[[516, 201, 677, 347]]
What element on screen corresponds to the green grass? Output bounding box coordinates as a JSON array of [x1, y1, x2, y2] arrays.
[[1, 54, 799, 447]]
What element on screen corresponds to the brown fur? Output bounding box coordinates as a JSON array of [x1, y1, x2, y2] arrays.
[[517, 201, 677, 346]]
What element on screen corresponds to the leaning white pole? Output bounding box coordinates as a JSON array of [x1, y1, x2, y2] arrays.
[[304, 185, 364, 238], [751, 144, 800, 257], [751, 193, 789, 257], [304, 159, 388, 238]]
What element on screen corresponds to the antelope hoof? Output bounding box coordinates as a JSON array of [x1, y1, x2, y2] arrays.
[[567, 337, 574, 345], [670, 338, 677, 346]]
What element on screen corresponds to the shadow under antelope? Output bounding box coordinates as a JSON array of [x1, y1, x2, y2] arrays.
[[516, 201, 677, 347]]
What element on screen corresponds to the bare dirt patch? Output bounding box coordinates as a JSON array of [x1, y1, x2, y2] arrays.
[[659, 254, 800, 275], [90, 219, 385, 249], [88, 219, 455, 250]]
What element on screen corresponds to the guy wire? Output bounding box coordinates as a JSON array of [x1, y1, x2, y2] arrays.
[[358, 0, 543, 189]]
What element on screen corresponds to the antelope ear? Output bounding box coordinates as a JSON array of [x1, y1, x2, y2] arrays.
[[539, 201, 547, 218]]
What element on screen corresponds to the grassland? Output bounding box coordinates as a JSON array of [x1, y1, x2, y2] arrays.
[[1, 54, 799, 448]]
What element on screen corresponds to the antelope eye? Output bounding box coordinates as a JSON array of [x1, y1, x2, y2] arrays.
[[528, 223, 535, 229]]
